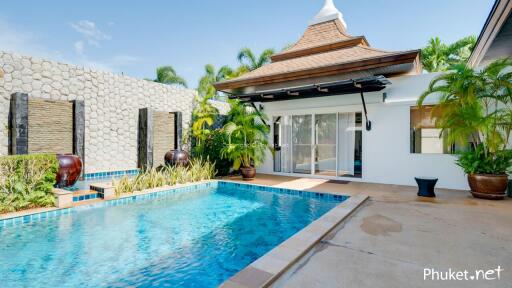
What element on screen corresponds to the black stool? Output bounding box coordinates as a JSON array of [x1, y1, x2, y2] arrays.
[[415, 177, 438, 198]]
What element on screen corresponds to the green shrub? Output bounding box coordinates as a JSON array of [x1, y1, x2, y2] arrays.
[[113, 158, 216, 196], [457, 144, 512, 175], [195, 129, 233, 176], [0, 154, 58, 213]]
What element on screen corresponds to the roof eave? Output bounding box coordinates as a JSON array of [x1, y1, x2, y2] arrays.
[[214, 50, 421, 91], [469, 0, 512, 67]]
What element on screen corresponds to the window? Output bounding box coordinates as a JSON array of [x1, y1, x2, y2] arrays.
[[411, 106, 446, 154], [410, 106, 474, 154]]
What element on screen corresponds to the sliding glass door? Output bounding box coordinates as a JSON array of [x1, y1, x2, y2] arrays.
[[314, 114, 337, 176], [292, 115, 312, 174], [273, 112, 362, 178]]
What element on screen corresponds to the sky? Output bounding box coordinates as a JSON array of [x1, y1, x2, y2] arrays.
[[0, 0, 495, 88]]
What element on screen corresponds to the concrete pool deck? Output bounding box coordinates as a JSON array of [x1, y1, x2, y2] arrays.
[[225, 174, 512, 288]]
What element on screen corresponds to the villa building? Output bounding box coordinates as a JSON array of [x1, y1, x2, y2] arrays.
[[216, 0, 470, 189]]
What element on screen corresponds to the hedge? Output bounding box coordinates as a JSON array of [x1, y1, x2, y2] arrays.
[[0, 154, 58, 213]]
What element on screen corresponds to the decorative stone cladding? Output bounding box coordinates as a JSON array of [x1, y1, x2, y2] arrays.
[[27, 98, 74, 154], [0, 51, 196, 173], [153, 111, 176, 167]]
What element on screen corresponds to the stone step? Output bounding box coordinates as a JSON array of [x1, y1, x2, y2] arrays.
[[73, 190, 101, 202]]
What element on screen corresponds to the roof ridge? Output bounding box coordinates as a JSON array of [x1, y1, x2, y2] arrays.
[[272, 36, 368, 61]]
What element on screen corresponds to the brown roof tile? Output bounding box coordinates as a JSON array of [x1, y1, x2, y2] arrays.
[[215, 19, 421, 90], [284, 19, 353, 53]]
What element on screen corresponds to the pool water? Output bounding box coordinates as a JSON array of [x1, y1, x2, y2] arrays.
[[0, 182, 345, 287]]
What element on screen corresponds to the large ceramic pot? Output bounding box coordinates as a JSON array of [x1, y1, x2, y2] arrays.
[[164, 150, 190, 167], [56, 154, 83, 188], [240, 166, 256, 181], [468, 174, 508, 200]]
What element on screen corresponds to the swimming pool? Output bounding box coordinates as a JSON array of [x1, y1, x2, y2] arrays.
[[0, 181, 347, 287]]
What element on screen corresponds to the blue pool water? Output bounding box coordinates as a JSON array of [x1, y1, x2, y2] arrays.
[[0, 182, 346, 287]]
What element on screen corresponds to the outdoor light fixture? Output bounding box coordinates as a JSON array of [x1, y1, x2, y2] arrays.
[[316, 86, 329, 93]]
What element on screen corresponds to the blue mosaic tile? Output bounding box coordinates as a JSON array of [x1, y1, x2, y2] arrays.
[[0, 181, 348, 229]]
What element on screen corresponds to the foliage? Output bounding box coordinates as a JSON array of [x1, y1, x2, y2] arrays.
[[457, 144, 512, 175], [421, 36, 476, 72], [221, 99, 270, 170], [191, 94, 219, 149], [195, 129, 233, 176], [419, 59, 512, 175], [197, 64, 237, 99], [0, 154, 58, 213], [113, 158, 216, 195], [149, 66, 188, 87], [237, 47, 275, 71]]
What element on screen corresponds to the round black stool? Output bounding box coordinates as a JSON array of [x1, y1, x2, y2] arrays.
[[415, 177, 438, 198]]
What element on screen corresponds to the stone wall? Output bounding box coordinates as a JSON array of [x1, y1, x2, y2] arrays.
[[0, 51, 196, 173]]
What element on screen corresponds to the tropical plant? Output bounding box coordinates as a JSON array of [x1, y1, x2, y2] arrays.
[[149, 66, 187, 87], [421, 36, 477, 72], [196, 129, 233, 176], [237, 47, 275, 71], [197, 64, 238, 99], [0, 154, 58, 213], [221, 99, 270, 170], [113, 158, 216, 195], [418, 59, 512, 175], [457, 144, 512, 175], [191, 94, 219, 151]]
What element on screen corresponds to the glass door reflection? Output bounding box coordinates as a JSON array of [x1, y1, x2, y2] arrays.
[[292, 115, 312, 174], [314, 114, 337, 176]]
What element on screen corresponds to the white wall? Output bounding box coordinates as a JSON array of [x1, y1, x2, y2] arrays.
[[258, 73, 469, 190]]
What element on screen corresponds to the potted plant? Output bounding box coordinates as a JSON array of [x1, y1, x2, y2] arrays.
[[419, 59, 512, 199], [221, 99, 270, 180]]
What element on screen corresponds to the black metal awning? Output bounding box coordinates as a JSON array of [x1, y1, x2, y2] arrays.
[[229, 75, 391, 131], [228, 75, 391, 103]]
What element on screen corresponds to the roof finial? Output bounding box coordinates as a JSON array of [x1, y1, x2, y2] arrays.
[[309, 0, 347, 30]]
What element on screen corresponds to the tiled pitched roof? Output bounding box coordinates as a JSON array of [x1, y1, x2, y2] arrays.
[[215, 19, 421, 90], [283, 19, 353, 53]]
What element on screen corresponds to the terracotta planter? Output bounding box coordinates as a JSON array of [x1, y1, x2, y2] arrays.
[[164, 149, 190, 167], [56, 154, 83, 188], [468, 174, 508, 200], [240, 166, 256, 181]]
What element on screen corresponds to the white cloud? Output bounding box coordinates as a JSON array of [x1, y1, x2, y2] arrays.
[[70, 20, 111, 46], [68, 20, 141, 72], [73, 41, 85, 56], [0, 17, 140, 75]]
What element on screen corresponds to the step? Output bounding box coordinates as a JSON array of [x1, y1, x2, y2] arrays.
[[73, 190, 101, 202]]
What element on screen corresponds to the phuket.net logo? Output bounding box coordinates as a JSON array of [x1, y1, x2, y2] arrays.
[[424, 266, 504, 281]]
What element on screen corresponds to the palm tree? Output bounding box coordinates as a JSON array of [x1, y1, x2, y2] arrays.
[[237, 47, 275, 71], [191, 94, 219, 150], [421, 36, 477, 72], [197, 64, 239, 99], [221, 99, 270, 170], [418, 59, 512, 154], [150, 66, 187, 87]]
